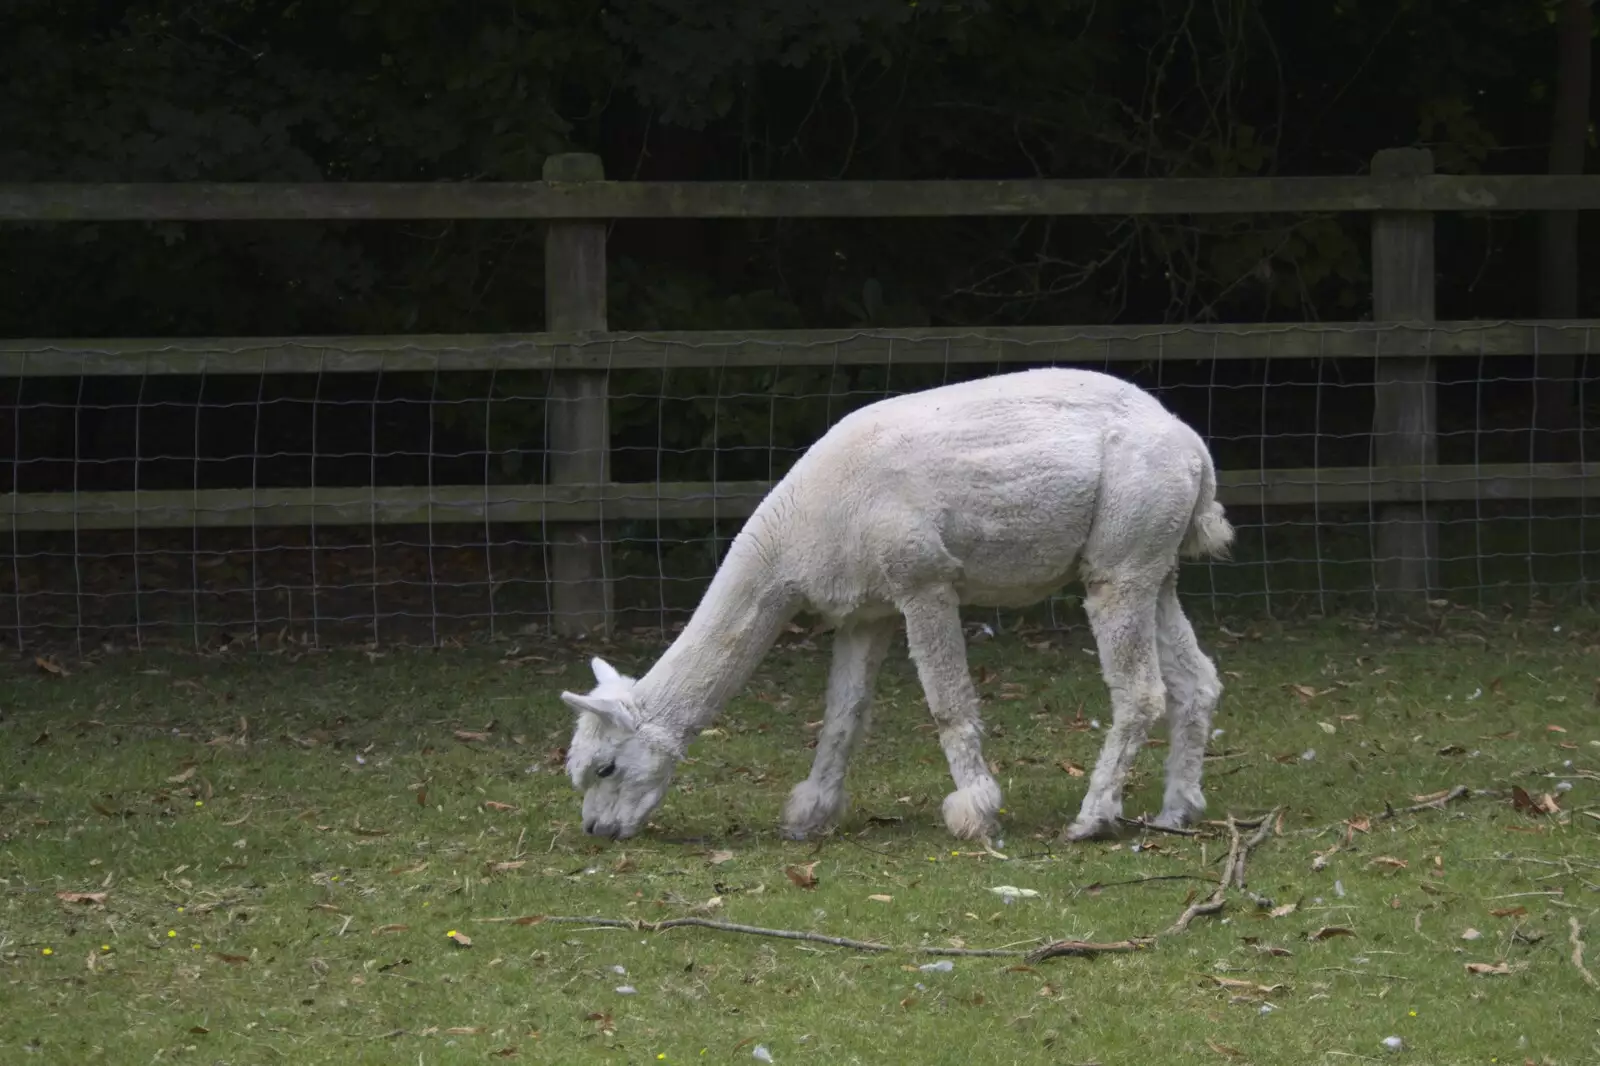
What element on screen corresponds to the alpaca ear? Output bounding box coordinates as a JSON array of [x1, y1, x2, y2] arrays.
[[560, 691, 637, 733], [590, 656, 623, 686]]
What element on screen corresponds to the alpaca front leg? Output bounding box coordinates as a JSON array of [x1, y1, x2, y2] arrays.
[[901, 590, 1001, 841], [781, 618, 895, 840], [1065, 579, 1164, 842]]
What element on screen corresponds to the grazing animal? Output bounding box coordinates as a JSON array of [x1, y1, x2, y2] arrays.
[[561, 367, 1233, 843]]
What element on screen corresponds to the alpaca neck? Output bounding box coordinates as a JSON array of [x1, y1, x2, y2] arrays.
[[639, 531, 799, 746]]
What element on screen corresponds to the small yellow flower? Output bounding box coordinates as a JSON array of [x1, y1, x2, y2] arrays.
[[41, 947, 53, 956], [177, 906, 185, 913], [423, 901, 430, 907], [100, 944, 110, 952], [1409, 1010, 1417, 1017], [446, 929, 457, 938], [657, 1056, 666, 1062], [195, 800, 203, 807], [167, 930, 177, 938], [191, 943, 201, 950]]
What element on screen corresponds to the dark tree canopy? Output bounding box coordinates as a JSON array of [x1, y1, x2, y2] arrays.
[[0, 0, 1588, 340]]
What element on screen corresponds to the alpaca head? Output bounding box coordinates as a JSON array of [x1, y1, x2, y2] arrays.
[[560, 656, 680, 840]]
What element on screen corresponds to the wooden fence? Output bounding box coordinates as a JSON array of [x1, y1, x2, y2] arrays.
[[3, 147, 1599, 634]]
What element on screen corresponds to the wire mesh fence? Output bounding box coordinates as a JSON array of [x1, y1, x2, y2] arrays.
[[2, 321, 1597, 651]]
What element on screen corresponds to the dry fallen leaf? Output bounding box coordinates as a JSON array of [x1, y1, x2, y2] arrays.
[[1369, 856, 1409, 870], [1465, 961, 1514, 976], [1059, 760, 1086, 777], [1489, 906, 1528, 919], [454, 730, 491, 743], [214, 953, 250, 965], [487, 860, 527, 874], [34, 656, 69, 678], [708, 850, 735, 865], [389, 862, 429, 875], [446, 1026, 485, 1035], [447, 930, 473, 947], [167, 766, 197, 784], [55, 891, 108, 906], [512, 915, 545, 926], [1269, 901, 1299, 918], [1309, 926, 1357, 941], [867, 894, 894, 903], [484, 801, 518, 812], [373, 924, 410, 934], [785, 861, 820, 889]]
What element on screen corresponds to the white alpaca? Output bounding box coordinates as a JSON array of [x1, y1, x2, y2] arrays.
[[561, 367, 1233, 844]]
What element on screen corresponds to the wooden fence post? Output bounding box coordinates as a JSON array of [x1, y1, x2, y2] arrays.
[[543, 152, 612, 636], [1370, 147, 1439, 611]]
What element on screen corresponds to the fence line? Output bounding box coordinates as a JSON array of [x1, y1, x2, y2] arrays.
[[5, 174, 1600, 220], [3, 320, 1599, 378], [4, 465, 1596, 534], [2, 147, 1597, 643]]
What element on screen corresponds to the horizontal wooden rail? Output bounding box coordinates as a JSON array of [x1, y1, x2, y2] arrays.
[[4, 175, 1600, 222], [4, 464, 1594, 533], [2, 320, 1596, 377]]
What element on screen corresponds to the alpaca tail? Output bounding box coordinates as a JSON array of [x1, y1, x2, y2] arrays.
[[1180, 454, 1235, 560]]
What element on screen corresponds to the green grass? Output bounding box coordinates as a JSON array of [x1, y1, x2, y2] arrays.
[[3, 608, 1598, 1065]]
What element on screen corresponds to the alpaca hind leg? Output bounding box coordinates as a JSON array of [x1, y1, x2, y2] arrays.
[[1063, 576, 1165, 842], [901, 588, 1001, 841], [1152, 577, 1221, 830], [781, 618, 895, 840]]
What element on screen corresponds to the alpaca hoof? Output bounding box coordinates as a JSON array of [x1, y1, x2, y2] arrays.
[[942, 783, 1001, 840], [1061, 815, 1121, 843], [1153, 788, 1206, 830], [781, 781, 845, 841]]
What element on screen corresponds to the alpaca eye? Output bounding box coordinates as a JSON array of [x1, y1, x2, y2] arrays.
[[596, 762, 617, 779]]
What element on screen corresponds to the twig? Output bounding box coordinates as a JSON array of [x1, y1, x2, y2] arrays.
[[1025, 938, 1155, 963], [1570, 917, 1599, 990], [1166, 817, 1242, 934], [1380, 785, 1471, 821], [1315, 966, 1411, 981], [476, 913, 1036, 957], [1235, 814, 1278, 889], [1163, 807, 1282, 934], [1073, 874, 1220, 895]]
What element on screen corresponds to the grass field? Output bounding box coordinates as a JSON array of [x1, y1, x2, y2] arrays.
[[3, 606, 1598, 1065]]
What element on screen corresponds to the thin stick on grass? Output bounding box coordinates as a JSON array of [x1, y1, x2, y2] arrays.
[[1570, 917, 1599, 990], [1024, 938, 1155, 963], [1165, 816, 1242, 934], [1380, 785, 1471, 821], [473, 914, 1038, 957], [1163, 807, 1281, 935]]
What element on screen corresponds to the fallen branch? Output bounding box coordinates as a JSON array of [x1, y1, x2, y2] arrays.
[[1571, 917, 1599, 990], [1073, 874, 1220, 895], [1166, 817, 1242, 935], [476, 913, 1036, 957], [1380, 785, 1471, 822], [1025, 938, 1154, 963], [1165, 807, 1282, 935]]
